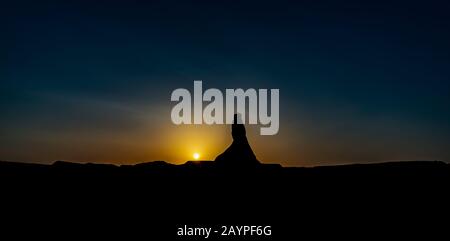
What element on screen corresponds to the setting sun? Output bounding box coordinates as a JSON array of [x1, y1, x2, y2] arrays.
[[193, 153, 200, 160]]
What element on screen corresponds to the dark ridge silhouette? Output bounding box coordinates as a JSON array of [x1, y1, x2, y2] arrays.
[[0, 159, 447, 175], [1, 120, 449, 240], [1, 159, 449, 240]]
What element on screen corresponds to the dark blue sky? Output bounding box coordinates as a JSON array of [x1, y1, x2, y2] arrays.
[[2, 0, 450, 165]]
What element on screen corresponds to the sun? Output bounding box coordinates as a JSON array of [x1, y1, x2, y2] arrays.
[[193, 152, 200, 160]]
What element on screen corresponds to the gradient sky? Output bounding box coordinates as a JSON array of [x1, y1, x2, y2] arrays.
[[2, 0, 450, 166]]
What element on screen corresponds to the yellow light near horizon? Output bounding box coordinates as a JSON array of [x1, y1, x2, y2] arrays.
[[193, 152, 200, 160]]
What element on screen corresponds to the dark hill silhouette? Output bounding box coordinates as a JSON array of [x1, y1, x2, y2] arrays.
[[1, 159, 449, 240], [0, 159, 447, 176], [214, 114, 261, 167], [1, 118, 449, 240]]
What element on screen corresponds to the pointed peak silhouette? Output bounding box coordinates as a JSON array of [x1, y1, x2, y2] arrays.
[[214, 114, 261, 167]]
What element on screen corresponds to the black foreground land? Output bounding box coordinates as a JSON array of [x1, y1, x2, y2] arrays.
[[1, 116, 449, 239], [1, 159, 449, 240]]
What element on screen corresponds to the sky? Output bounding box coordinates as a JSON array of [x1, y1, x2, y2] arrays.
[[1, 0, 450, 166]]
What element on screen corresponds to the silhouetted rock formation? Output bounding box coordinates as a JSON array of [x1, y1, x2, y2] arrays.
[[214, 114, 260, 167]]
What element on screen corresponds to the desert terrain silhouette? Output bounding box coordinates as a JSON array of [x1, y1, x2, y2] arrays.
[[1, 115, 449, 240]]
